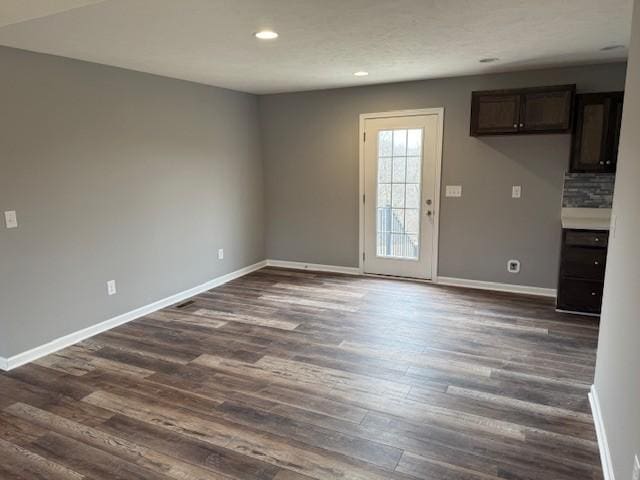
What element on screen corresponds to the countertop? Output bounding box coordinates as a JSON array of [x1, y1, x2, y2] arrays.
[[561, 207, 612, 230]]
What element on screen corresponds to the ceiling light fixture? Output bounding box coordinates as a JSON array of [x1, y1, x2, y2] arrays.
[[479, 57, 499, 63], [353, 71, 369, 77], [255, 30, 279, 40], [600, 45, 624, 51]]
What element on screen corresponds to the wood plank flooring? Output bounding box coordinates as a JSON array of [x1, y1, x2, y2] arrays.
[[0, 267, 603, 479]]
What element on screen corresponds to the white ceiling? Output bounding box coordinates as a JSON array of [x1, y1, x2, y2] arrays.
[[0, 0, 632, 94], [0, 0, 104, 28]]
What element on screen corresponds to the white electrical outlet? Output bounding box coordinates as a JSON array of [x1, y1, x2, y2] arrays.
[[445, 185, 462, 197], [507, 259, 521, 274], [632, 455, 639, 480], [512, 186, 522, 198], [218, 248, 224, 260], [4, 210, 18, 229], [107, 280, 117, 296]]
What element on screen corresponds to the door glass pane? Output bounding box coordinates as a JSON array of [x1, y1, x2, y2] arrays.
[[392, 156, 406, 183], [378, 157, 392, 183], [376, 129, 422, 259], [407, 129, 422, 155], [378, 130, 392, 157], [377, 184, 391, 208], [406, 156, 421, 183], [405, 184, 420, 209], [391, 184, 405, 208], [393, 130, 407, 155]]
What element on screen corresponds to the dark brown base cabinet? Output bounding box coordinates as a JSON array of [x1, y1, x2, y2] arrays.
[[557, 229, 608, 314]]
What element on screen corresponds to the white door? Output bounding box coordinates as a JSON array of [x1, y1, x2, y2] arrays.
[[363, 113, 441, 279]]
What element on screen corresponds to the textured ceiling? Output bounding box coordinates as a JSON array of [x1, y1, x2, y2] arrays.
[[0, 0, 105, 28], [0, 0, 632, 94]]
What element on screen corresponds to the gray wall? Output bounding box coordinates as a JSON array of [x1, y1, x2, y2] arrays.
[[594, 0, 640, 478], [0, 46, 265, 358], [259, 63, 626, 288]]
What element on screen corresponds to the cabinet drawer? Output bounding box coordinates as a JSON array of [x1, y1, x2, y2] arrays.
[[561, 247, 607, 280], [557, 279, 603, 314], [565, 230, 608, 248]]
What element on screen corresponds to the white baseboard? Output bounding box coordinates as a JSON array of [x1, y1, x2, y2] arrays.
[[0, 260, 267, 372], [266, 259, 361, 275], [436, 276, 556, 298], [265, 260, 556, 297], [589, 385, 615, 480]]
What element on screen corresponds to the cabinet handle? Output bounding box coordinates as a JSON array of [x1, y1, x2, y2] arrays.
[[513, 123, 518, 128], [606, 161, 611, 165], [594, 261, 599, 265], [595, 237, 600, 242], [591, 292, 597, 296], [599, 161, 605, 165], [519, 123, 524, 128]]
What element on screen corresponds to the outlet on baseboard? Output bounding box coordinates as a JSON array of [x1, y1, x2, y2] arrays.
[[632, 454, 639, 480], [107, 280, 117, 296], [218, 248, 224, 260], [507, 259, 521, 274]]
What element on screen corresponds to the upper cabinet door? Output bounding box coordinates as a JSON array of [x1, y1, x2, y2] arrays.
[[519, 86, 575, 133], [470, 93, 520, 136], [570, 92, 624, 173], [608, 94, 624, 171], [470, 85, 575, 136]]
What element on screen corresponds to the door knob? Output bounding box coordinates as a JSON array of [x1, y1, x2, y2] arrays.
[[426, 210, 433, 217]]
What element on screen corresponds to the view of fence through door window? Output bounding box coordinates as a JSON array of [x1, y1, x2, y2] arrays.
[[376, 128, 423, 259]]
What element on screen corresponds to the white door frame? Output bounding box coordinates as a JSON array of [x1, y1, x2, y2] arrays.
[[358, 108, 444, 280]]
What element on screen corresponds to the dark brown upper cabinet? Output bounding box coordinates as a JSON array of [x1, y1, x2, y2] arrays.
[[470, 84, 575, 136], [570, 92, 624, 173]]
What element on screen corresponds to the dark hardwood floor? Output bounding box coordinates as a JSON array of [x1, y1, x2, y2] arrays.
[[0, 267, 603, 479]]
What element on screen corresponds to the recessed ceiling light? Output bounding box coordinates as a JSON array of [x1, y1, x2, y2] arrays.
[[353, 71, 369, 77], [601, 45, 624, 51], [255, 30, 278, 40], [479, 57, 499, 63]]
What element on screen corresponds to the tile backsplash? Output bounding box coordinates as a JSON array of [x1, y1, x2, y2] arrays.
[[562, 173, 615, 208]]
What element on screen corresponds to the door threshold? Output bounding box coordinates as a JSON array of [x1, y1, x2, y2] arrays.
[[363, 273, 434, 283]]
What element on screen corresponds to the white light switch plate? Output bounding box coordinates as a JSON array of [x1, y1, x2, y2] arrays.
[[512, 186, 522, 198], [445, 185, 462, 197], [107, 280, 117, 296], [4, 210, 18, 229], [218, 248, 224, 260]]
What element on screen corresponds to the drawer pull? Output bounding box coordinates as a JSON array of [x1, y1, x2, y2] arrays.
[[595, 238, 600, 242], [591, 292, 597, 296], [594, 261, 599, 265]]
